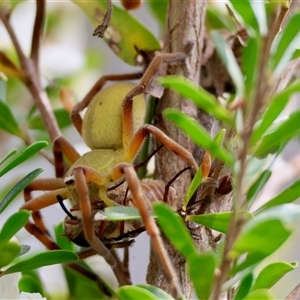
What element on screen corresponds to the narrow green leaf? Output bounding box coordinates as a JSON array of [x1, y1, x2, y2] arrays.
[[247, 170, 272, 203], [146, 0, 168, 27], [189, 252, 216, 300], [186, 211, 253, 234], [232, 204, 300, 274], [2, 250, 78, 275], [184, 168, 202, 209], [0, 100, 23, 138], [159, 76, 234, 126], [117, 286, 158, 300], [258, 179, 300, 211], [164, 109, 233, 166], [211, 31, 245, 98], [213, 129, 226, 147], [252, 80, 300, 145], [0, 237, 21, 268], [224, 264, 257, 292], [0, 141, 48, 177], [230, 218, 291, 261], [136, 284, 174, 300], [19, 271, 45, 296], [254, 110, 300, 157], [233, 273, 254, 300], [0, 149, 17, 166], [154, 202, 197, 259], [244, 155, 273, 192], [54, 222, 75, 251], [252, 261, 297, 291], [243, 37, 260, 97], [72, 1, 160, 66], [19, 245, 31, 256], [206, 6, 236, 31], [270, 12, 300, 76], [28, 108, 71, 131], [101, 206, 146, 221], [0, 168, 43, 214], [0, 211, 31, 251], [19, 275, 44, 295], [230, 0, 266, 35], [243, 289, 275, 300]]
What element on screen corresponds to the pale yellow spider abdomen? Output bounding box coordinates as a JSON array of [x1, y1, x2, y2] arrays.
[[82, 82, 146, 150]]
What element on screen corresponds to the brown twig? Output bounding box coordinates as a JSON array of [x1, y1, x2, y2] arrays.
[[0, 2, 61, 143], [30, 0, 45, 68], [0, 11, 27, 69], [212, 5, 290, 299]]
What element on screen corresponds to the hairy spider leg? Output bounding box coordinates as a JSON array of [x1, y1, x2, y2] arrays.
[[117, 163, 183, 299], [21, 177, 130, 287], [53, 136, 81, 178]]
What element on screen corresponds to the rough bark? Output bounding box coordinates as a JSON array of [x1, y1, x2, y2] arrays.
[[147, 1, 208, 298]]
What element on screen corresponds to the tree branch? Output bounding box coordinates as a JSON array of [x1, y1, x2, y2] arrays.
[[30, 0, 45, 68]]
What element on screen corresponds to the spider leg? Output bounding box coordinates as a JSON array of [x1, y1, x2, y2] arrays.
[[112, 123, 198, 180], [23, 178, 67, 236], [72, 165, 131, 286], [122, 51, 190, 148], [53, 136, 81, 178], [116, 163, 183, 299]]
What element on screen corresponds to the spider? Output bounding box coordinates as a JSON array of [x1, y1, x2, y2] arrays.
[[21, 46, 200, 293]]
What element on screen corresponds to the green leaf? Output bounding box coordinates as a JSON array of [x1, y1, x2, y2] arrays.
[[117, 286, 158, 300], [243, 289, 275, 300], [270, 12, 300, 77], [252, 261, 297, 291], [146, 0, 168, 27], [0, 100, 23, 138], [100, 206, 144, 221], [0, 141, 48, 177], [184, 168, 202, 209], [0, 149, 17, 166], [233, 273, 254, 300], [232, 205, 300, 274], [19, 271, 45, 296], [252, 80, 300, 145], [154, 202, 197, 259], [0, 211, 30, 251], [19, 245, 31, 256], [0, 168, 43, 214], [72, 1, 160, 66], [230, 217, 292, 273], [186, 211, 253, 234], [189, 252, 216, 300], [136, 284, 174, 300], [164, 109, 233, 166], [244, 155, 273, 192], [28, 108, 72, 131], [243, 37, 260, 97], [253, 110, 300, 157], [2, 250, 78, 275], [54, 222, 75, 251], [230, 0, 267, 35], [211, 31, 245, 98], [247, 170, 272, 204], [206, 6, 236, 31], [159, 76, 234, 126], [212, 128, 226, 160], [258, 179, 300, 211], [0, 237, 21, 268]]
